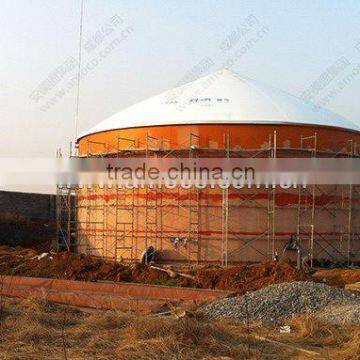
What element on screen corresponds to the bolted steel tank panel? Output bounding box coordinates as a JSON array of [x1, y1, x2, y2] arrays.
[[75, 70, 360, 264]]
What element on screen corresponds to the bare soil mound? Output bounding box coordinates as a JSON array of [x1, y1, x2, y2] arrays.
[[181, 261, 311, 294], [0, 247, 169, 285], [0, 246, 311, 293], [313, 268, 360, 287]]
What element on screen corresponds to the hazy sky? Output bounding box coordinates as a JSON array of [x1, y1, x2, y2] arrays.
[[1, 0, 360, 191]]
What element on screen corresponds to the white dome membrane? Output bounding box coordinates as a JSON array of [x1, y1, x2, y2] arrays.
[[79, 69, 360, 139]]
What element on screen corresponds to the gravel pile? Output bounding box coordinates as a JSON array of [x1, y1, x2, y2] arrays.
[[203, 281, 360, 324]]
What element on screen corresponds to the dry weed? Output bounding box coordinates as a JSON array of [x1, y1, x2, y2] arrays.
[[0, 297, 359, 359], [285, 315, 360, 359]]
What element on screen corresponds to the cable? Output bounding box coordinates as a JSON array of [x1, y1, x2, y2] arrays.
[[75, 0, 84, 140]]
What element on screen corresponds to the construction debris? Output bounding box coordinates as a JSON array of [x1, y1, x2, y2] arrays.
[[150, 265, 195, 280], [0, 275, 228, 313], [202, 281, 360, 324]]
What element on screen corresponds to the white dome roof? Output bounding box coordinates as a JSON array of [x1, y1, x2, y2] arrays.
[[80, 69, 359, 139]]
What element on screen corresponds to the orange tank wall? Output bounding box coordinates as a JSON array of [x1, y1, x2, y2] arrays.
[[78, 124, 360, 155], [75, 124, 360, 264]]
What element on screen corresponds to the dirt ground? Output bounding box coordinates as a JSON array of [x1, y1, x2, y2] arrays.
[[0, 244, 359, 294], [0, 296, 358, 359], [0, 245, 313, 293], [180, 262, 312, 294], [312, 268, 360, 287], [0, 243, 359, 359]]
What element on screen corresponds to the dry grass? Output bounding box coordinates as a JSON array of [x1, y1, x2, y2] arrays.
[[0, 297, 358, 359], [285, 315, 360, 359]]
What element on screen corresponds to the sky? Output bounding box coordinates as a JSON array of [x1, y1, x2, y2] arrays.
[[1, 0, 360, 192]]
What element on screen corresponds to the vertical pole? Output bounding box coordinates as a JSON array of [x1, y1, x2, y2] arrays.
[[273, 130, 277, 159], [221, 133, 230, 267], [267, 131, 276, 260], [55, 149, 61, 252], [66, 189, 71, 251], [102, 186, 106, 258], [114, 137, 120, 261], [145, 132, 149, 251], [347, 140, 353, 266], [74, 0, 84, 140], [131, 187, 135, 261], [222, 188, 229, 267], [188, 133, 200, 264], [55, 188, 60, 252], [74, 186, 79, 253], [310, 133, 317, 268], [310, 184, 315, 268], [347, 184, 353, 266], [272, 131, 277, 258]]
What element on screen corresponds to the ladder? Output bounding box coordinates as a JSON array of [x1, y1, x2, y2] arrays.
[[221, 188, 229, 266], [297, 133, 317, 267], [145, 186, 158, 252], [115, 186, 135, 261], [56, 186, 77, 252], [188, 186, 200, 263]]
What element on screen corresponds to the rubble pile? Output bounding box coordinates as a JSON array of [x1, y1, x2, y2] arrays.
[[203, 281, 360, 324]]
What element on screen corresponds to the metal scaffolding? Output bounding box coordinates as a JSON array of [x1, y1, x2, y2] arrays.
[[56, 132, 359, 267], [297, 133, 317, 267], [56, 186, 77, 252]]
